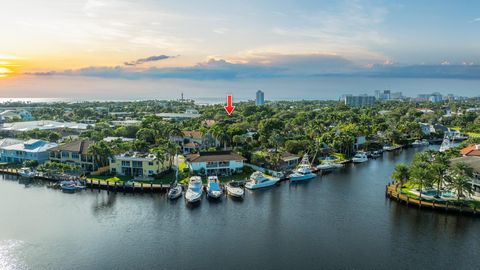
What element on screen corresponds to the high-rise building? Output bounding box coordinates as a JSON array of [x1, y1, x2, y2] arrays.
[[343, 94, 376, 107], [429, 92, 443, 103], [375, 90, 391, 101], [256, 90, 265, 106]]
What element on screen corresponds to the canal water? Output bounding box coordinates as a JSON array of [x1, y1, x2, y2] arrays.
[[1, 147, 479, 270]]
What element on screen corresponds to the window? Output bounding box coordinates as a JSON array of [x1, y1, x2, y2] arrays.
[[148, 161, 154, 166], [121, 160, 131, 167], [132, 161, 143, 168], [72, 153, 79, 159], [61, 152, 69, 158]]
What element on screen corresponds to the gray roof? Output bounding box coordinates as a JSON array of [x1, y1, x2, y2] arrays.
[[451, 156, 480, 173]]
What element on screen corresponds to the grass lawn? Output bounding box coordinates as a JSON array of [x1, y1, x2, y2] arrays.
[[87, 175, 132, 183], [467, 132, 480, 138]]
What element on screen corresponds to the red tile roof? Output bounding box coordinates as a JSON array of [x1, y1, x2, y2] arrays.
[[461, 144, 480, 157]]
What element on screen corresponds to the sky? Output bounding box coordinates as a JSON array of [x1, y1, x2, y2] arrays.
[[0, 0, 480, 99]]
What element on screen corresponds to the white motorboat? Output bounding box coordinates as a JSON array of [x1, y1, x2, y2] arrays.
[[226, 181, 244, 198], [383, 145, 393, 151], [412, 139, 429, 147], [185, 176, 203, 203], [352, 152, 368, 163], [245, 171, 280, 189], [168, 184, 183, 200], [18, 167, 36, 178], [317, 162, 344, 171], [206, 176, 223, 199], [288, 154, 316, 181], [371, 151, 382, 158], [439, 136, 452, 152]]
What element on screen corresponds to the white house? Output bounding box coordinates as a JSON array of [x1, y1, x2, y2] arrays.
[[186, 151, 246, 175]]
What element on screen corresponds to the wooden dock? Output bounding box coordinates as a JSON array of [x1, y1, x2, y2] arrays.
[[386, 182, 479, 216], [0, 168, 170, 193]]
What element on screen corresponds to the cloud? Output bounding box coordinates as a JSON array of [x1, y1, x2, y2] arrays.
[[124, 55, 176, 66], [471, 18, 480, 23], [25, 54, 480, 80]]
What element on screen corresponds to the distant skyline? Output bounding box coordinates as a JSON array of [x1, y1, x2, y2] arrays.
[[1, 0, 480, 97]]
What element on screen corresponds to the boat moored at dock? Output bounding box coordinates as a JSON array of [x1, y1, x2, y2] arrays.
[[206, 176, 223, 199], [245, 171, 280, 189], [168, 184, 183, 200], [352, 152, 368, 163], [226, 181, 244, 198], [18, 167, 36, 178], [288, 155, 316, 181], [185, 176, 203, 203]]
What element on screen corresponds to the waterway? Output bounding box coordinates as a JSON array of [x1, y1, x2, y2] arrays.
[[0, 146, 479, 270]]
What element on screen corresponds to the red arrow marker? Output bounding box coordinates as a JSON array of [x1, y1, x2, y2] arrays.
[[224, 94, 235, 115]]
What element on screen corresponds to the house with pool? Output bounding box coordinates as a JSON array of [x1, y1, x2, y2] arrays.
[[451, 156, 480, 196], [186, 151, 246, 176]]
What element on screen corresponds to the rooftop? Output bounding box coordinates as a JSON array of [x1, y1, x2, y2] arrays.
[[460, 144, 480, 157], [186, 151, 246, 163], [1, 120, 91, 132], [451, 156, 480, 173], [50, 140, 93, 155]]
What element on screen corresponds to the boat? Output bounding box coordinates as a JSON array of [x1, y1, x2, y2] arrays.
[[439, 136, 453, 152], [226, 181, 244, 198], [316, 162, 336, 171], [288, 154, 316, 181], [185, 176, 203, 203], [371, 151, 382, 158], [412, 139, 429, 147], [245, 171, 280, 189], [60, 181, 77, 193], [168, 184, 183, 200], [317, 161, 343, 171], [18, 167, 36, 178], [382, 145, 393, 151], [206, 176, 223, 199], [352, 152, 368, 163]]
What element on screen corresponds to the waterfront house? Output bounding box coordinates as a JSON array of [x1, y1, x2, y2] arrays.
[[49, 140, 98, 173], [172, 131, 218, 154], [460, 144, 480, 157], [450, 156, 480, 196], [280, 152, 300, 170], [186, 151, 246, 175], [109, 152, 168, 178], [0, 139, 58, 164]]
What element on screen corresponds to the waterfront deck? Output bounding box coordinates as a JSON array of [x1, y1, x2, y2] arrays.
[[0, 168, 170, 193], [386, 182, 479, 216]]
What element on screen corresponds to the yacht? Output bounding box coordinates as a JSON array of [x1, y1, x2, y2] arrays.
[[317, 161, 343, 171], [382, 144, 394, 151], [412, 139, 429, 147], [168, 184, 183, 200], [226, 181, 244, 198], [370, 151, 382, 158], [439, 136, 453, 152], [352, 152, 368, 163], [206, 176, 223, 199], [18, 167, 35, 178], [245, 171, 280, 189], [185, 176, 203, 203], [288, 154, 316, 181]]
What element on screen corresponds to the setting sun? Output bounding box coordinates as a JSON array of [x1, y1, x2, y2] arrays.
[[0, 67, 12, 78]]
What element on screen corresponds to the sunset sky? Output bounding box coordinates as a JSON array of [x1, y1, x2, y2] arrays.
[[1, 0, 479, 99]]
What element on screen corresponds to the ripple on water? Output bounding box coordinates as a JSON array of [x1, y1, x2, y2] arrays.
[[0, 240, 27, 270]]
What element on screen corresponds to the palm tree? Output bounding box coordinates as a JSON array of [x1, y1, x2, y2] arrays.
[[410, 154, 433, 199], [391, 163, 410, 192], [447, 162, 474, 201], [151, 147, 167, 174], [430, 152, 450, 197]]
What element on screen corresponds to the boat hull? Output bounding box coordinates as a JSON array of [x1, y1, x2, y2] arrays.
[[289, 173, 316, 181], [245, 180, 277, 190]]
